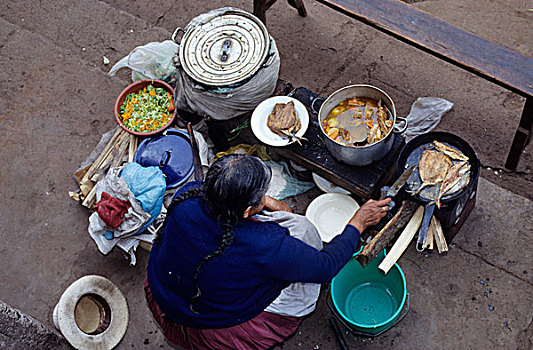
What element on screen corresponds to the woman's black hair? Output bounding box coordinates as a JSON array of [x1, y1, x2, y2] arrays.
[[156, 154, 271, 314]]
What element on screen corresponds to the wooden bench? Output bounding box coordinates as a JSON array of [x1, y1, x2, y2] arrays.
[[255, 0, 533, 171]]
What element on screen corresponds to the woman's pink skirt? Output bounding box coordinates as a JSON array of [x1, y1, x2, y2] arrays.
[[144, 277, 301, 349]]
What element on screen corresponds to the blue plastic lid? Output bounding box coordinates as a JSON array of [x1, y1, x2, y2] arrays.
[[133, 129, 194, 189]]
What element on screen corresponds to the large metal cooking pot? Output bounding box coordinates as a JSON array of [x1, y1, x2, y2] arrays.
[[318, 85, 407, 166]]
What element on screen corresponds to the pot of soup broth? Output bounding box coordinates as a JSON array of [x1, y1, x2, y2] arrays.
[[318, 85, 407, 166]]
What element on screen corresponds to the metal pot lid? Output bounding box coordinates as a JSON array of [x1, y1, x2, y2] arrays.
[[133, 129, 194, 189], [178, 9, 270, 86]]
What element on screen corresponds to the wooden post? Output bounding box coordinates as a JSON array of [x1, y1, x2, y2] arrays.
[[505, 97, 533, 170]]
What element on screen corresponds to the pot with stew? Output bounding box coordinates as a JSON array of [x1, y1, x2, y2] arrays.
[[318, 85, 407, 166]]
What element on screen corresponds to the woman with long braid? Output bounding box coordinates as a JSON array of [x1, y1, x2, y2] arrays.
[[145, 154, 390, 349]]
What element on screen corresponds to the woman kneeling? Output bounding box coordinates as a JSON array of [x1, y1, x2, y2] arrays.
[[145, 154, 390, 349]]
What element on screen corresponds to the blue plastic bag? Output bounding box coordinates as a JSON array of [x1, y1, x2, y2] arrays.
[[120, 162, 166, 233]]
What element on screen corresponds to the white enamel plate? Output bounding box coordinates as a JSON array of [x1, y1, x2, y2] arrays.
[[305, 193, 360, 243], [251, 96, 309, 147]]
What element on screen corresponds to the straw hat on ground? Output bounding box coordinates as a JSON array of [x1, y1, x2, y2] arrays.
[[53, 275, 129, 350]]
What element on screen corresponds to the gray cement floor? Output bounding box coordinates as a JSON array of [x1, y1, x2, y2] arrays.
[[0, 0, 532, 349]]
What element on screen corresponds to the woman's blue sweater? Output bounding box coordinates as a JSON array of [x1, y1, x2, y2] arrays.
[[147, 182, 360, 329]]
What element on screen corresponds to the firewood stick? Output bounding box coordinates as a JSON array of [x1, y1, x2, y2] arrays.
[[111, 132, 131, 168], [80, 127, 122, 184], [87, 130, 128, 182], [432, 216, 448, 253], [357, 200, 419, 266], [82, 185, 97, 208], [74, 164, 91, 185], [79, 130, 126, 189], [79, 180, 94, 197], [378, 205, 425, 274], [128, 134, 137, 163]]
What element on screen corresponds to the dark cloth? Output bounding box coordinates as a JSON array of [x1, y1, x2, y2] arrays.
[[147, 181, 360, 329], [145, 277, 301, 350], [94, 191, 131, 228]]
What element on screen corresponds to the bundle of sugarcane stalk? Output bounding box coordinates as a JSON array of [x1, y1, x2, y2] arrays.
[[69, 128, 139, 209]]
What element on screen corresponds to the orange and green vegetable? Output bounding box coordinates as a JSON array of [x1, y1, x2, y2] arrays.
[[120, 85, 174, 133]]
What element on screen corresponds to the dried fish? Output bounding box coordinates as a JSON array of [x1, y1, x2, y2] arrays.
[[417, 150, 452, 194], [435, 161, 470, 207], [267, 102, 301, 137], [433, 141, 469, 161]]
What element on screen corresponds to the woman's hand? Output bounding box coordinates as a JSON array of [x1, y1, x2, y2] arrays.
[[264, 196, 293, 213], [348, 198, 391, 233]]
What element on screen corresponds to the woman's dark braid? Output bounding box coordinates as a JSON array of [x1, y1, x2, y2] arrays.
[[153, 186, 204, 245], [152, 185, 237, 314], [189, 211, 236, 314], [157, 155, 271, 314]]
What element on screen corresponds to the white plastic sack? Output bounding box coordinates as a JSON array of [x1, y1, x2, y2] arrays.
[[173, 7, 280, 120], [108, 40, 179, 84], [174, 38, 280, 120], [403, 97, 454, 141]]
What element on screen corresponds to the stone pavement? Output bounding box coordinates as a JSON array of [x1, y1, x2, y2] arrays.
[[0, 0, 531, 349]]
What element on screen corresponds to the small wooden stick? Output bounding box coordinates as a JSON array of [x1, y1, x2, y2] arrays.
[[79, 180, 94, 197], [82, 185, 97, 209], [432, 216, 448, 253], [79, 130, 127, 189], [128, 134, 137, 163], [111, 132, 131, 168], [80, 127, 122, 184], [378, 205, 425, 274], [74, 164, 91, 185]]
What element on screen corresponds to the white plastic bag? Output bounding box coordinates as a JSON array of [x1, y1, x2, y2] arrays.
[[173, 7, 280, 120], [403, 97, 454, 141], [174, 38, 280, 120], [108, 40, 179, 84]]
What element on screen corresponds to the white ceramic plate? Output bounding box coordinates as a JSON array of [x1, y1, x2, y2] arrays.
[[251, 96, 309, 147], [312, 172, 351, 195], [305, 193, 360, 243]]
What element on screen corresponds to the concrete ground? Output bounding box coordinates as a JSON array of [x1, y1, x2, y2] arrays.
[[0, 0, 531, 349]]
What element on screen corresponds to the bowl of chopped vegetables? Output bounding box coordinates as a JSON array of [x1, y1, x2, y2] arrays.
[[114, 79, 177, 136]]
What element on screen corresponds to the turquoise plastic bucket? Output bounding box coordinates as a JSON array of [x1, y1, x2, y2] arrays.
[[330, 250, 407, 335]]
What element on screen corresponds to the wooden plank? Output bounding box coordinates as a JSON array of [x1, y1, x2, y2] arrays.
[[357, 200, 418, 266], [315, 0, 533, 99], [378, 205, 424, 274]]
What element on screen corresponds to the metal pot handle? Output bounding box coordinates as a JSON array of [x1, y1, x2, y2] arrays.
[[172, 27, 185, 45], [393, 116, 408, 134], [159, 151, 172, 167], [310, 97, 326, 114]]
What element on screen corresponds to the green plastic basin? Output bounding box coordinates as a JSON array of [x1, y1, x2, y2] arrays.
[[331, 250, 407, 335]]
